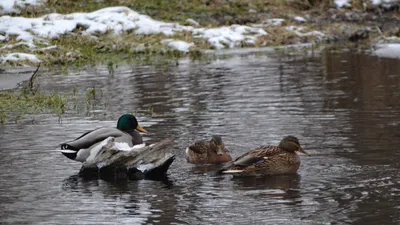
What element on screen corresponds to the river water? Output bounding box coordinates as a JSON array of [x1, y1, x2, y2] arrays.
[[1, 49, 400, 224]]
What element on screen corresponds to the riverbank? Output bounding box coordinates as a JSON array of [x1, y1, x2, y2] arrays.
[[1, 0, 400, 67]]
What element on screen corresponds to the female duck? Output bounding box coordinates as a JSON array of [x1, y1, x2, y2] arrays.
[[185, 135, 232, 164], [60, 114, 148, 162], [219, 136, 308, 176]]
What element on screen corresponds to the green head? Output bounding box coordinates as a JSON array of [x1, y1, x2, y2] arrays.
[[117, 114, 148, 133], [211, 135, 225, 153], [279, 136, 308, 155]]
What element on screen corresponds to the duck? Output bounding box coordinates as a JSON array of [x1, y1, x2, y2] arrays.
[[218, 136, 308, 176], [79, 136, 175, 180], [60, 114, 148, 162], [185, 135, 232, 164]]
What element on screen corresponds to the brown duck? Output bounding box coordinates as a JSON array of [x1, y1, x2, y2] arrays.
[[219, 136, 308, 176], [185, 135, 232, 164]]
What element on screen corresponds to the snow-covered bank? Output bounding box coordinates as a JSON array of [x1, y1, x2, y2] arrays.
[[0, 52, 40, 63], [0, 6, 266, 48], [0, 0, 46, 15], [0, 6, 269, 64], [0, 6, 326, 64], [334, 0, 398, 7], [372, 43, 400, 59]]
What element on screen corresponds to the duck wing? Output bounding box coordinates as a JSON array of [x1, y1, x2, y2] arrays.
[[60, 127, 129, 151], [80, 137, 175, 180], [129, 138, 175, 172], [219, 145, 283, 172], [187, 140, 211, 154], [231, 154, 262, 167]]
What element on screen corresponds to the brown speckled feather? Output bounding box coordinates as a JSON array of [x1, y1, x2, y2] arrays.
[[240, 145, 287, 159], [221, 145, 300, 175], [189, 140, 216, 154], [186, 140, 232, 164]]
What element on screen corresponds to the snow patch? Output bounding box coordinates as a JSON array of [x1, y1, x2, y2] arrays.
[[371, 0, 397, 5], [0, 52, 40, 63], [286, 26, 305, 32], [334, 0, 351, 7], [373, 43, 400, 59], [295, 30, 325, 38], [0, 6, 268, 57], [193, 25, 267, 49], [286, 26, 325, 39], [265, 18, 285, 26], [293, 16, 307, 23], [0, 0, 46, 15], [335, 0, 397, 7], [185, 18, 200, 27], [161, 39, 194, 52]]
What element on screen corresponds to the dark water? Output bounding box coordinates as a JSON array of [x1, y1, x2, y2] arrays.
[[1, 50, 400, 225]]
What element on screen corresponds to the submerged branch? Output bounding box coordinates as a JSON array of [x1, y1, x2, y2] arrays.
[[28, 63, 41, 94]]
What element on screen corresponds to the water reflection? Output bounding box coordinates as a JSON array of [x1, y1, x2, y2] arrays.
[[1, 49, 400, 224], [324, 51, 400, 165], [61, 175, 180, 224], [231, 174, 301, 191], [189, 164, 226, 175]]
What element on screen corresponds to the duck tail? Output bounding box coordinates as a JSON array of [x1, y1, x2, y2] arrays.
[[221, 169, 244, 174], [213, 161, 235, 175], [59, 149, 78, 160], [144, 155, 176, 180]]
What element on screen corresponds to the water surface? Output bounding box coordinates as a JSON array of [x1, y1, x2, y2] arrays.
[[1, 50, 400, 224]]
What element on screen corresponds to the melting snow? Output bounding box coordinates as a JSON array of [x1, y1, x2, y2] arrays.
[[335, 0, 397, 7], [371, 0, 397, 5], [161, 39, 194, 52], [334, 0, 351, 7], [286, 26, 325, 39], [265, 18, 285, 26], [0, 0, 46, 15], [0, 6, 269, 63], [193, 25, 267, 49], [1, 52, 40, 63], [373, 43, 400, 59], [293, 16, 307, 23]]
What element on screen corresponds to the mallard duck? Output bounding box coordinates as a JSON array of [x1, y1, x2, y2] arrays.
[[78, 136, 175, 180], [60, 114, 148, 162], [185, 135, 232, 164], [218, 136, 308, 176]]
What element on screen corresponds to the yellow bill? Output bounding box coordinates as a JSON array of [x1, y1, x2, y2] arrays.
[[136, 124, 148, 133]]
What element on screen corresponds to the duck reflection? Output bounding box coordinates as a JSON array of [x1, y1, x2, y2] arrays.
[[62, 174, 180, 223], [231, 174, 301, 200], [62, 174, 135, 195], [232, 174, 300, 189], [62, 174, 173, 194], [189, 164, 226, 175]]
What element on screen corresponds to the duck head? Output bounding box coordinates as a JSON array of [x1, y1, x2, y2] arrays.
[[279, 136, 308, 155], [117, 114, 148, 133], [211, 135, 226, 154]]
